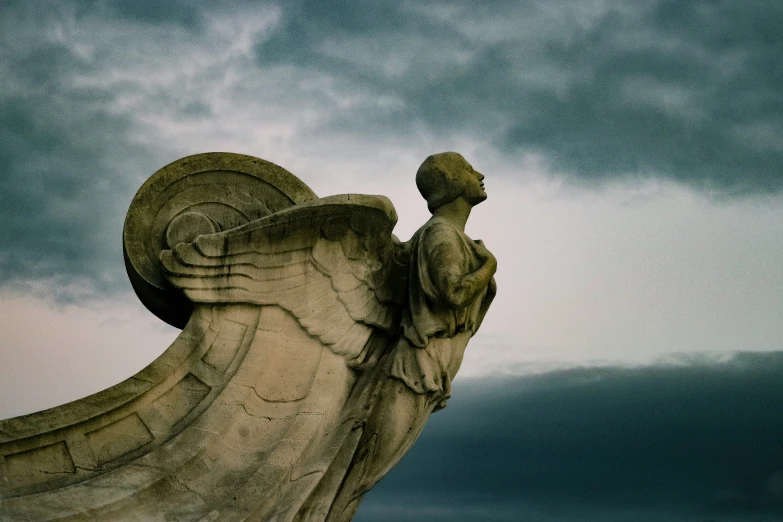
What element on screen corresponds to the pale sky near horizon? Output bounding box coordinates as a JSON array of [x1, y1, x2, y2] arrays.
[[1, 2, 782, 519]]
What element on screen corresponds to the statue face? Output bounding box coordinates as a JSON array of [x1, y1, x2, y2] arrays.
[[456, 158, 487, 206]]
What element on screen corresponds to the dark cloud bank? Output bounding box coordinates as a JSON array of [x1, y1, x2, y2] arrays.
[[359, 351, 783, 521]]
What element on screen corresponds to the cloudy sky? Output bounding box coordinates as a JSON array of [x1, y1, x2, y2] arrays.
[[1, 0, 782, 520]]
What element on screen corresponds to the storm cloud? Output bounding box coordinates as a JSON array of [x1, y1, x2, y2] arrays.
[[256, 0, 783, 193], [0, 1, 179, 297], [360, 351, 783, 521], [1, 0, 781, 295]]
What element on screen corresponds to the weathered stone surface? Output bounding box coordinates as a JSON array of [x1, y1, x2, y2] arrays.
[[0, 152, 496, 521]]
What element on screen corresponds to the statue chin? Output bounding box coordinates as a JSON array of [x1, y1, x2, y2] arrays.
[[0, 152, 497, 522]]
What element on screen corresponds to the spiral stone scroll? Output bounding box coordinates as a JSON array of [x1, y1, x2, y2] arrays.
[[123, 152, 318, 328]]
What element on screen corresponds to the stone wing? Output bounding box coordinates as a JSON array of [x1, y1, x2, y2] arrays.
[[160, 194, 407, 365]]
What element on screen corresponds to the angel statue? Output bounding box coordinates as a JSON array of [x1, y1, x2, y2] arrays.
[[0, 152, 496, 522]]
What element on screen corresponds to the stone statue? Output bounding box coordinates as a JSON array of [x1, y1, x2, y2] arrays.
[[0, 152, 496, 521]]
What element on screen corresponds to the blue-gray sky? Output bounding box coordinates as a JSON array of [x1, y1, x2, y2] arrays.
[[1, 1, 782, 520]]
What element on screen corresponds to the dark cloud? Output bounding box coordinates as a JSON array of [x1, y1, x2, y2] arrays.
[[254, 0, 783, 194], [0, 4, 172, 297], [100, 0, 204, 29], [2, 0, 206, 29], [1, 0, 781, 294], [358, 352, 783, 521]]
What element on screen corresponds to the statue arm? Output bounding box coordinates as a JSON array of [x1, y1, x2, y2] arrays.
[[424, 226, 497, 310]]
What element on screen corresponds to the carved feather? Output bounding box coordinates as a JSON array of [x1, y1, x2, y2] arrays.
[[160, 195, 406, 361]]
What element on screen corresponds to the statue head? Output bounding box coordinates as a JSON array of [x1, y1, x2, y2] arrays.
[[416, 152, 486, 213]]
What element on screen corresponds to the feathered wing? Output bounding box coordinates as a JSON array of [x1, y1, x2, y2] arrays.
[[160, 194, 407, 365]]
